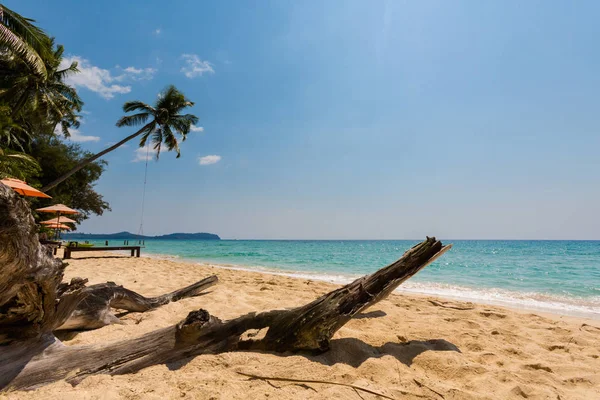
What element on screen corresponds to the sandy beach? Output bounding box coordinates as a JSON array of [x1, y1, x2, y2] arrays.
[[5, 251, 600, 400]]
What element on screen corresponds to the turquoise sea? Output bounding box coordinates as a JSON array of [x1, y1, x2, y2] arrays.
[[77, 239, 600, 319]]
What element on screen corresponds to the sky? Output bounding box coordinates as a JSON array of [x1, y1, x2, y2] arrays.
[[9, 0, 600, 239]]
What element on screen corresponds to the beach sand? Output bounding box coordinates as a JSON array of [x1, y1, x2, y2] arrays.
[[5, 251, 600, 399]]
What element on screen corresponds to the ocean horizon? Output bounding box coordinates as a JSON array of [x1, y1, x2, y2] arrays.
[[70, 238, 600, 320]]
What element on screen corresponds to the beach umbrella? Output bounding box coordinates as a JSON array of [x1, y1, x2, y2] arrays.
[[41, 216, 77, 224], [41, 223, 71, 230], [36, 204, 79, 239], [36, 204, 79, 214], [1, 178, 51, 198]]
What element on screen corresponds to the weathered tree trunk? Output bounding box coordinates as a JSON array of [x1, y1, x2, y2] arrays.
[[0, 183, 451, 392], [57, 275, 218, 330], [0, 184, 83, 345]]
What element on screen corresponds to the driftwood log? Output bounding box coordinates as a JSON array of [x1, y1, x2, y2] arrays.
[[57, 275, 217, 330], [0, 183, 451, 391]]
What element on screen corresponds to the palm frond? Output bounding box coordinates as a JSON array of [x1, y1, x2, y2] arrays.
[[170, 114, 198, 136], [49, 82, 82, 106], [53, 43, 64, 60], [175, 113, 199, 124], [0, 5, 51, 77], [155, 85, 193, 113], [137, 121, 156, 148], [116, 112, 150, 127], [151, 126, 163, 159], [60, 120, 70, 137], [0, 6, 51, 57], [122, 100, 154, 114], [162, 124, 180, 158], [55, 61, 79, 80], [0, 147, 41, 180], [0, 24, 46, 77]]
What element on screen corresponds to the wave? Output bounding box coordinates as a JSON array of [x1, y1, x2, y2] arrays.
[[203, 262, 600, 320], [397, 282, 600, 319], [139, 251, 599, 320]]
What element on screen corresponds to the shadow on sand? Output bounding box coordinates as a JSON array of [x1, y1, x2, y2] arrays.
[[165, 337, 460, 371], [63, 255, 136, 260], [311, 337, 460, 368]]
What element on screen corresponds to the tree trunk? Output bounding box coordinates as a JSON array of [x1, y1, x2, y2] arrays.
[[40, 127, 145, 192], [0, 182, 451, 392], [57, 275, 218, 330]]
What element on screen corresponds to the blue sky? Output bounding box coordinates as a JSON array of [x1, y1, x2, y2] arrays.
[[10, 0, 600, 239]]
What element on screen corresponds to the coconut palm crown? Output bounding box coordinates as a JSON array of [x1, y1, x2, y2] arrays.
[[116, 85, 198, 159]]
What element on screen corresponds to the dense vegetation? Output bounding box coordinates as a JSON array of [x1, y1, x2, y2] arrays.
[[0, 5, 198, 225]]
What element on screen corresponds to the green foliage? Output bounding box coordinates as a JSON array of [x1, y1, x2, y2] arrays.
[[116, 85, 198, 159], [0, 148, 40, 180], [0, 104, 40, 180], [0, 4, 51, 78], [0, 5, 105, 220], [0, 104, 31, 150], [29, 137, 110, 220], [0, 40, 83, 136]]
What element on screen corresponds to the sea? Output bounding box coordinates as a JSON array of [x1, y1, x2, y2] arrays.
[[75, 239, 600, 319]]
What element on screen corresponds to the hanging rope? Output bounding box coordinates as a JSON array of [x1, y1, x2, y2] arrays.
[[137, 145, 150, 237]]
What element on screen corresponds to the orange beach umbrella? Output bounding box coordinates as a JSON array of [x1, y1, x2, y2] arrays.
[[42, 223, 71, 230], [1, 178, 51, 198], [36, 204, 79, 239], [36, 204, 79, 214], [41, 216, 77, 224]]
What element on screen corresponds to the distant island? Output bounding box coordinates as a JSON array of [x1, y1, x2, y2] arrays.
[[63, 231, 220, 240]]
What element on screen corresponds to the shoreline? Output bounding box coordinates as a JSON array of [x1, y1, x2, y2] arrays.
[[12, 250, 598, 399], [134, 250, 600, 321]]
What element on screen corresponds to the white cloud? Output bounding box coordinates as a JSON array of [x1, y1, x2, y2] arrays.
[[70, 129, 100, 143], [190, 125, 204, 132], [119, 66, 156, 81], [132, 144, 157, 162], [154, 28, 161, 35], [181, 54, 214, 78], [60, 56, 157, 99], [54, 126, 100, 143], [199, 155, 221, 165], [60, 56, 131, 99]]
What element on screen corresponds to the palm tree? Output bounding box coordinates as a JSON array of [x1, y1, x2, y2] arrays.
[[0, 4, 52, 78], [0, 148, 40, 180], [0, 104, 31, 150], [0, 105, 39, 180], [0, 41, 83, 132], [41, 85, 198, 192]]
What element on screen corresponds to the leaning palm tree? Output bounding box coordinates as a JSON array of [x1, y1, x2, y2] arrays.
[[41, 85, 198, 192]]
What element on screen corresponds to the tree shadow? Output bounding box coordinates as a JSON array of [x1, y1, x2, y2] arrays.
[[54, 330, 81, 341], [164, 337, 460, 372], [65, 255, 136, 260], [310, 337, 460, 368]]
